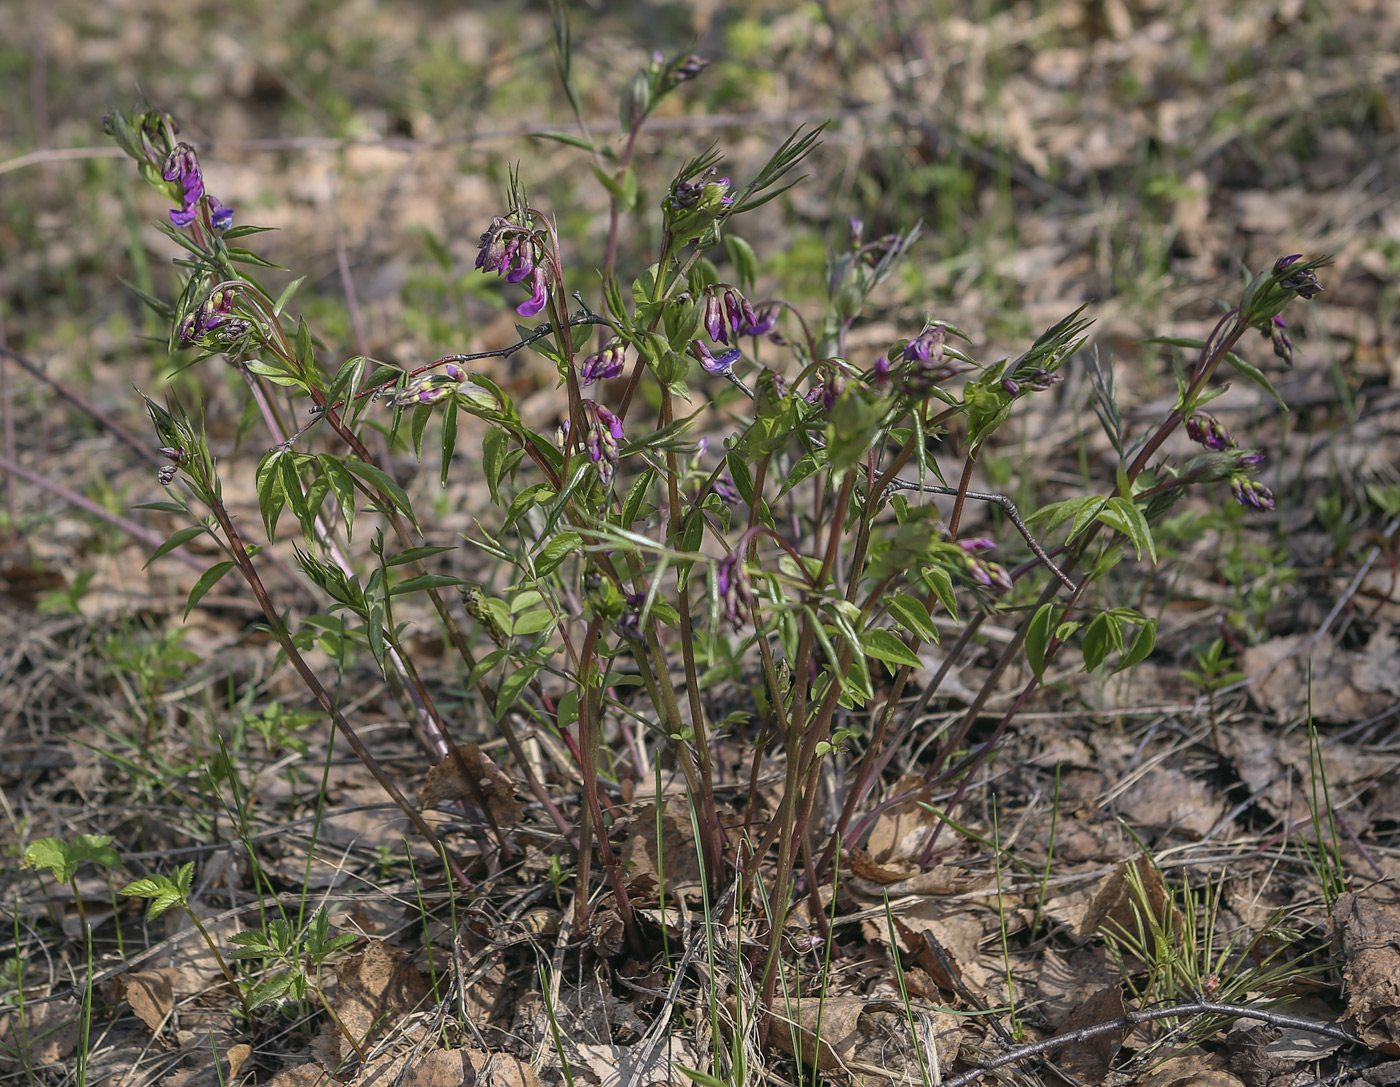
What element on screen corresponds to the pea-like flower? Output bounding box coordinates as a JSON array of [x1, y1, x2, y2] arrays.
[[1231, 476, 1275, 512], [179, 287, 250, 346], [1273, 255, 1322, 300], [1186, 412, 1234, 451], [715, 552, 754, 630], [1262, 315, 1294, 366], [580, 339, 627, 385], [516, 260, 552, 318], [691, 339, 741, 374], [162, 143, 205, 227], [581, 401, 625, 485]]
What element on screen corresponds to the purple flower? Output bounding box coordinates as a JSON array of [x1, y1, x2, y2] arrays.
[[208, 197, 233, 232], [870, 355, 893, 394], [1231, 476, 1275, 511], [1024, 368, 1062, 392], [691, 339, 741, 373], [1263, 315, 1294, 366], [723, 291, 744, 338], [581, 401, 624, 485], [615, 592, 647, 641], [739, 303, 777, 337], [516, 261, 551, 318], [162, 143, 205, 227], [703, 293, 727, 344], [1233, 449, 1265, 469], [715, 552, 753, 630], [1000, 377, 1021, 397], [1186, 413, 1234, 451], [957, 537, 997, 554], [179, 287, 250, 346], [902, 325, 946, 364], [668, 54, 709, 83], [1273, 255, 1323, 300], [580, 339, 627, 385], [711, 474, 741, 504]]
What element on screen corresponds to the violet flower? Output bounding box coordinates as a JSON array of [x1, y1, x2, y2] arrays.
[[716, 552, 754, 630], [581, 401, 624, 485], [1264, 315, 1294, 366], [691, 339, 741, 373], [162, 143, 204, 227], [1231, 476, 1275, 512], [1186, 413, 1234, 451], [580, 339, 627, 385], [739, 304, 777, 337], [1273, 255, 1323, 300], [517, 260, 551, 318]]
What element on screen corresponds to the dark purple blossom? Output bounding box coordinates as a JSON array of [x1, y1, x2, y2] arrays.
[[580, 339, 627, 385], [668, 54, 709, 83], [208, 197, 233, 232], [162, 143, 205, 227], [1024, 368, 1063, 392], [691, 339, 741, 373], [957, 537, 997, 554], [716, 552, 753, 630], [179, 287, 249, 346], [615, 592, 647, 641], [1231, 476, 1275, 512], [711, 474, 741, 504], [581, 401, 624, 485], [1263, 315, 1294, 365], [870, 355, 893, 394], [1233, 449, 1265, 469], [902, 325, 946, 364], [1273, 255, 1323, 300], [739, 303, 777, 337], [1186, 413, 1234, 452], [516, 260, 551, 318], [703, 293, 727, 344]]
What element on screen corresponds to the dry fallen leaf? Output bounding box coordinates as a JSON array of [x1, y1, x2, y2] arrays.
[[1333, 892, 1400, 1053], [417, 742, 524, 823], [1137, 1051, 1246, 1087], [619, 796, 705, 895], [766, 995, 868, 1071], [0, 1000, 80, 1068], [122, 968, 176, 1034], [1053, 985, 1126, 1081], [323, 940, 432, 1062], [1080, 854, 1181, 941]]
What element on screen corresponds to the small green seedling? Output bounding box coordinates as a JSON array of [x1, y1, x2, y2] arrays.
[[21, 835, 122, 944], [228, 907, 362, 1059], [120, 862, 250, 1018]]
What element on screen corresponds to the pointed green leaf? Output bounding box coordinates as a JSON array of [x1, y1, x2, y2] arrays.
[[185, 560, 237, 619]]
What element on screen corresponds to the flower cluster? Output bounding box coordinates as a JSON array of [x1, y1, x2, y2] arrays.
[[1184, 413, 1274, 511], [716, 552, 754, 630], [1272, 254, 1323, 300], [580, 339, 627, 385], [178, 288, 250, 347], [664, 169, 733, 240], [391, 364, 468, 408], [874, 323, 970, 397], [475, 218, 552, 317], [580, 401, 625, 485], [162, 144, 232, 231], [702, 287, 767, 345], [956, 537, 1013, 595], [1261, 315, 1294, 366]]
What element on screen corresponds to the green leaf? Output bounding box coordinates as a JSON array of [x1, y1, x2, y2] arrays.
[[724, 235, 759, 293], [1098, 497, 1158, 563], [21, 839, 77, 883], [510, 609, 556, 636], [483, 428, 509, 505], [886, 595, 940, 644], [410, 403, 432, 460], [257, 451, 288, 541], [316, 455, 356, 540], [1223, 350, 1288, 410], [536, 532, 583, 578], [440, 401, 459, 489], [493, 663, 541, 722], [343, 461, 417, 529], [390, 573, 470, 596], [859, 629, 923, 672], [1112, 617, 1158, 674], [185, 561, 237, 619], [1025, 603, 1056, 684], [385, 545, 456, 567], [143, 524, 208, 569], [922, 565, 959, 622], [1081, 612, 1122, 672], [246, 971, 297, 1010]]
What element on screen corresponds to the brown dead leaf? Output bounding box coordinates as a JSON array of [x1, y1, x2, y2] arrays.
[[844, 850, 991, 896], [1080, 855, 1180, 941], [863, 775, 939, 863], [1243, 632, 1400, 722], [122, 968, 176, 1034], [1053, 985, 1126, 1081], [1035, 946, 1122, 1028], [1115, 767, 1227, 838], [619, 797, 704, 895], [1333, 892, 1400, 1053], [417, 743, 524, 824], [767, 995, 867, 1071], [160, 1043, 253, 1087], [0, 999, 80, 1068], [268, 1064, 335, 1087], [1137, 1051, 1245, 1087], [865, 901, 990, 992], [324, 940, 432, 1061], [386, 1047, 537, 1087], [567, 1040, 696, 1086]]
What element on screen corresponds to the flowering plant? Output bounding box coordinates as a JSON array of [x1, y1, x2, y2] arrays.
[[106, 32, 1323, 1040]]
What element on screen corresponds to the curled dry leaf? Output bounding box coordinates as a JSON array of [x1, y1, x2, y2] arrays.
[[618, 796, 705, 896], [1079, 854, 1181, 940], [417, 742, 524, 824], [843, 848, 992, 896], [121, 968, 176, 1034], [1332, 892, 1400, 1053], [322, 940, 432, 1063]]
